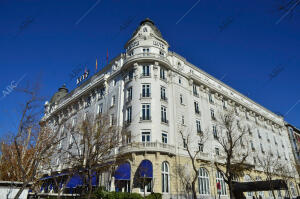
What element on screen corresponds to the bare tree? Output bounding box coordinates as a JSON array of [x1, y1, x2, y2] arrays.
[[214, 109, 253, 199], [257, 149, 287, 199], [173, 164, 193, 199], [0, 82, 64, 199], [176, 127, 208, 199], [59, 112, 125, 199]]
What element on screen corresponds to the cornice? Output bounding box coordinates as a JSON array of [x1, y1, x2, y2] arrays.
[[168, 51, 284, 127]]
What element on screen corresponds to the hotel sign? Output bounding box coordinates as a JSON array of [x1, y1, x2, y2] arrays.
[[76, 70, 89, 85]]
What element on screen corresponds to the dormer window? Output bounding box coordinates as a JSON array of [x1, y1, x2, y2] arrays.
[[160, 50, 165, 56], [143, 48, 149, 53], [143, 27, 147, 32], [128, 50, 134, 56]]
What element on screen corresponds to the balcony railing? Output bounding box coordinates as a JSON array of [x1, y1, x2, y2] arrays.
[[140, 93, 151, 98], [119, 141, 176, 155], [140, 116, 151, 121], [140, 73, 151, 78], [124, 53, 169, 65], [161, 96, 168, 102], [161, 118, 169, 124]]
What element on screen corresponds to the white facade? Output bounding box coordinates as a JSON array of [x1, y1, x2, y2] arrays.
[[42, 18, 299, 197]]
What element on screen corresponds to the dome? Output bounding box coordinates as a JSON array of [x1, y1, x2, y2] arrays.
[[131, 18, 163, 39], [50, 84, 68, 104]]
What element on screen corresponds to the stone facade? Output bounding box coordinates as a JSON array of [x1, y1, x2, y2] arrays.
[[42, 18, 299, 198]]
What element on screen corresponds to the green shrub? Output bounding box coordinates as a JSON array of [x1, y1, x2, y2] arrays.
[[93, 189, 143, 199], [145, 193, 162, 199], [128, 193, 143, 199]]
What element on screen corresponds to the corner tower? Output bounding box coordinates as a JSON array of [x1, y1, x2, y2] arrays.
[[124, 18, 169, 60]]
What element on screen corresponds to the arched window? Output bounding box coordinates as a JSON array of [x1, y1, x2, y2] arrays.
[[216, 171, 227, 196], [198, 168, 210, 195], [244, 175, 253, 196], [161, 162, 169, 193], [290, 182, 297, 197]]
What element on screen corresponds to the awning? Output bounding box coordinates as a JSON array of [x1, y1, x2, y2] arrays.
[[138, 160, 153, 178], [114, 162, 131, 180], [66, 174, 83, 188], [66, 172, 97, 188]]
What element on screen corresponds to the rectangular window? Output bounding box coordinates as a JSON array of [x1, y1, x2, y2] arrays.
[[142, 65, 150, 77], [86, 96, 91, 107], [110, 114, 114, 126], [142, 132, 151, 143], [258, 130, 261, 139], [193, 84, 198, 96], [213, 125, 218, 139], [215, 147, 220, 155], [209, 93, 214, 104], [196, 120, 202, 133], [182, 115, 185, 125], [194, 101, 200, 114], [180, 94, 183, 104], [127, 107, 132, 123], [211, 109, 215, 120], [179, 77, 181, 84], [161, 106, 167, 123], [161, 86, 167, 101], [143, 48, 149, 53], [72, 118, 76, 128], [260, 143, 264, 153], [111, 95, 116, 107], [183, 138, 187, 148], [162, 132, 168, 144], [97, 104, 103, 115], [199, 143, 204, 152], [251, 141, 255, 151], [142, 84, 151, 97], [160, 67, 166, 80], [127, 87, 132, 101], [222, 99, 227, 110], [142, 104, 151, 120]]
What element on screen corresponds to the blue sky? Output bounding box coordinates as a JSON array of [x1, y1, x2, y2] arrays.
[[0, 0, 299, 135]]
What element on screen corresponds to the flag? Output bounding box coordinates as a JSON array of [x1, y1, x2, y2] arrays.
[[95, 59, 98, 72]]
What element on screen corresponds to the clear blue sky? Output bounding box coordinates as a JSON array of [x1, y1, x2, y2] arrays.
[[0, 0, 299, 135]]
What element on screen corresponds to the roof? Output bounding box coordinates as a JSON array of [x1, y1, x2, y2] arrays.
[[49, 84, 68, 104], [131, 18, 163, 39]]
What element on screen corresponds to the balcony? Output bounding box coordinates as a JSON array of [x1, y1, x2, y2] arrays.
[[140, 116, 151, 122], [123, 120, 131, 127], [161, 118, 169, 125], [197, 130, 203, 136], [140, 93, 151, 99], [161, 96, 168, 102], [193, 92, 199, 97], [195, 109, 201, 115], [119, 141, 176, 155], [140, 73, 151, 78], [211, 116, 216, 121], [124, 77, 133, 84], [124, 53, 170, 67]]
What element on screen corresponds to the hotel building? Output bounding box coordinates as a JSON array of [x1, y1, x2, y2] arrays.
[[42, 18, 299, 198]]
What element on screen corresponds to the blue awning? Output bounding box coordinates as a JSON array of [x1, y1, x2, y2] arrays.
[[138, 160, 153, 178], [114, 162, 131, 180], [66, 174, 83, 188], [66, 172, 97, 188]]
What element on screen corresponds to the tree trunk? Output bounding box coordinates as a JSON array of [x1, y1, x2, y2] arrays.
[[228, 181, 235, 199], [14, 182, 29, 199], [272, 190, 276, 199], [191, 177, 197, 199], [88, 170, 93, 199]]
